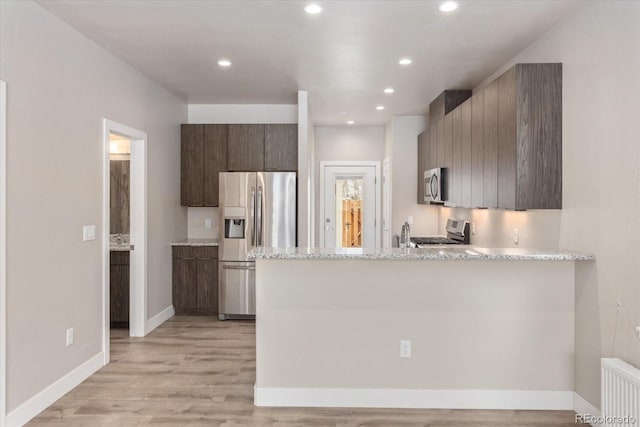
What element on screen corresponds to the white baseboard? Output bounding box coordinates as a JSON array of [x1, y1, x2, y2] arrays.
[[144, 305, 174, 335], [254, 387, 574, 410], [7, 352, 104, 427], [573, 392, 602, 426]]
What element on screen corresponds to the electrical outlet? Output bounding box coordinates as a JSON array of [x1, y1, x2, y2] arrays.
[[400, 340, 411, 358], [513, 228, 519, 245], [204, 219, 212, 229], [66, 328, 74, 347], [635, 324, 640, 339], [82, 225, 96, 241], [471, 222, 476, 235]]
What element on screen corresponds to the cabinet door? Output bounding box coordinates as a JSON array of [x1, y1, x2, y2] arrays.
[[430, 121, 438, 168], [443, 114, 453, 202], [461, 100, 472, 208], [451, 107, 462, 206], [436, 118, 445, 169], [181, 124, 204, 206], [203, 125, 227, 206], [471, 91, 484, 208], [265, 124, 298, 171], [196, 258, 217, 311], [483, 81, 499, 208], [497, 67, 517, 210], [417, 130, 429, 204], [172, 256, 197, 310], [228, 124, 265, 171], [110, 252, 129, 325]]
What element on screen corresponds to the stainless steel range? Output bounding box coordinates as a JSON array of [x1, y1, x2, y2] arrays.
[[410, 218, 470, 247]]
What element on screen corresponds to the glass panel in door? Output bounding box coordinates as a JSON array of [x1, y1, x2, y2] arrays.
[[335, 177, 364, 248]]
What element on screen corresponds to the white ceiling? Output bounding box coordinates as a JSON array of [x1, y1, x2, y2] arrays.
[[37, 0, 583, 125]]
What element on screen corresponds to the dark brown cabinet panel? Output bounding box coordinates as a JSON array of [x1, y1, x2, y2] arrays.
[[436, 118, 445, 168], [172, 246, 218, 314], [460, 99, 472, 208], [430, 90, 473, 119], [514, 63, 562, 209], [181, 124, 204, 206], [429, 121, 438, 169], [497, 67, 518, 210], [417, 130, 429, 204], [228, 124, 265, 171], [110, 251, 129, 328], [203, 125, 227, 206], [471, 91, 484, 208], [265, 124, 298, 171], [450, 107, 462, 206], [443, 114, 453, 202], [483, 80, 499, 208]]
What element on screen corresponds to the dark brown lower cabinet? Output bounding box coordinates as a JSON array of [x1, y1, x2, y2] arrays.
[[172, 246, 218, 314], [110, 251, 129, 328]]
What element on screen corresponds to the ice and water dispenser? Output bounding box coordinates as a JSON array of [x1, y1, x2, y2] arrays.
[[222, 207, 246, 239]]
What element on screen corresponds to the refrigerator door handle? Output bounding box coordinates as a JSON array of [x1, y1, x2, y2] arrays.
[[257, 186, 263, 246], [250, 187, 256, 246]]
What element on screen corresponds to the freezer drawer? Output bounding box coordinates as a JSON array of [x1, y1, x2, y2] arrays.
[[218, 261, 255, 319]]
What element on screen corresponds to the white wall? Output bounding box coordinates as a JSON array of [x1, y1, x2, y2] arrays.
[[387, 116, 440, 240], [187, 207, 219, 239], [0, 0, 187, 415], [314, 126, 385, 244], [438, 1, 640, 408], [188, 104, 297, 124]]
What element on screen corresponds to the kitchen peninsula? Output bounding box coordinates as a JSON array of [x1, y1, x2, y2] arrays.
[[250, 247, 594, 411]]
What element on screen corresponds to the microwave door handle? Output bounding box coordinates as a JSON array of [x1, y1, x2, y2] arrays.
[[256, 186, 263, 246], [250, 187, 256, 246]]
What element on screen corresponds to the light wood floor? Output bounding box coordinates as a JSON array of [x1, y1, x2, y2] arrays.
[[29, 315, 585, 426]]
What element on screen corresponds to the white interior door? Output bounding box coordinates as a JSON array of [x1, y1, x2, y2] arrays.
[[322, 165, 376, 249]]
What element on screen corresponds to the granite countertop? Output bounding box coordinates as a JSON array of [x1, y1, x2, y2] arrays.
[[248, 246, 595, 261], [171, 239, 219, 247], [110, 244, 134, 252]]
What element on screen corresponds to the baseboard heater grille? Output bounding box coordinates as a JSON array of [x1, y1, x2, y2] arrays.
[[601, 358, 640, 426]]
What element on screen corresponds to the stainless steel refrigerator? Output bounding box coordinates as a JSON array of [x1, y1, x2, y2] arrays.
[[218, 172, 296, 320]]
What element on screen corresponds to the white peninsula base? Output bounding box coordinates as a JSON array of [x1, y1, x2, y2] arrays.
[[251, 248, 594, 410]]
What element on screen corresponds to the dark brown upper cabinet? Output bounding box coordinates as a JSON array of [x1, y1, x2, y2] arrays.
[[181, 124, 228, 207], [417, 130, 429, 204], [203, 125, 228, 206], [497, 63, 562, 210], [460, 99, 472, 208], [450, 106, 462, 206], [181, 124, 204, 206], [227, 124, 265, 172], [429, 90, 472, 119], [483, 80, 499, 208], [264, 124, 298, 171], [471, 91, 484, 208]]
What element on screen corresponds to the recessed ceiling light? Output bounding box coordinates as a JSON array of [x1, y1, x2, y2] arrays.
[[376, 105, 385, 111], [217, 59, 232, 67], [304, 3, 323, 14], [384, 87, 395, 94], [347, 120, 355, 125], [438, 1, 459, 12], [398, 58, 412, 66]]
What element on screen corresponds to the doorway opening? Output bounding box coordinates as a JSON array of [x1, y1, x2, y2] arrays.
[[319, 162, 380, 249], [102, 119, 147, 365]]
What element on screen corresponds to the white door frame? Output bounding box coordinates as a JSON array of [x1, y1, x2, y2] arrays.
[[0, 80, 7, 427], [102, 119, 147, 364], [319, 161, 381, 249], [382, 158, 392, 249]]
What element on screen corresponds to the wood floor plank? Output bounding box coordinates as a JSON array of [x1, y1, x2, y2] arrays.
[[28, 315, 585, 426]]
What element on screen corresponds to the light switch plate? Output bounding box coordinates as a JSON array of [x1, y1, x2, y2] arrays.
[[83, 225, 96, 241]]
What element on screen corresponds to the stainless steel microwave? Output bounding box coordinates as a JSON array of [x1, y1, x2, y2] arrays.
[[424, 168, 445, 203]]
